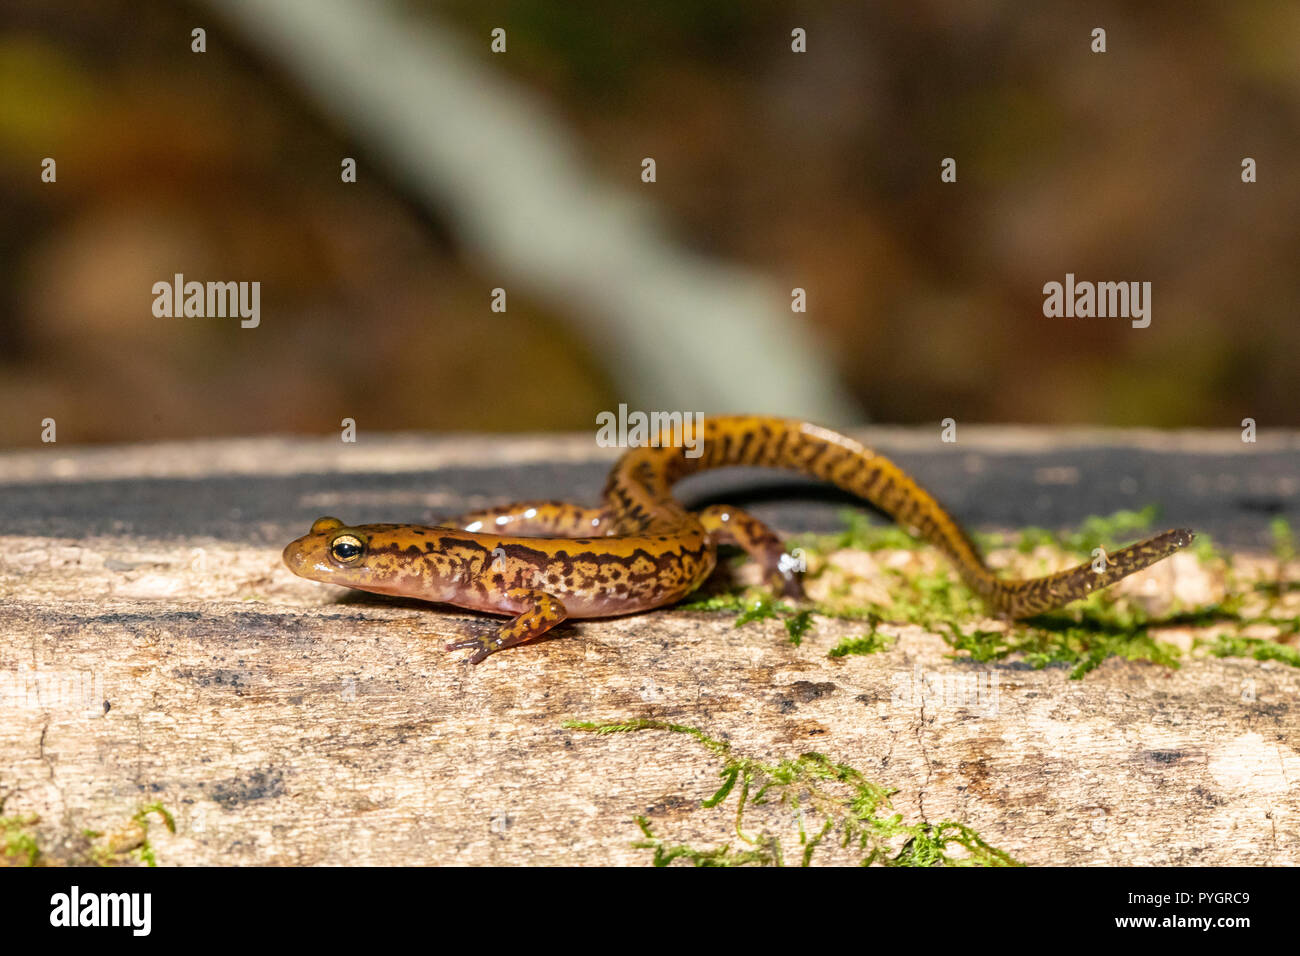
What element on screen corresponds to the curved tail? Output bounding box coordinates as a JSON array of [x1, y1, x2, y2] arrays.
[[978, 527, 1193, 617], [607, 415, 1193, 618]]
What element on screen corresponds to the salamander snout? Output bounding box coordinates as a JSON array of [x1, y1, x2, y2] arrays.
[[282, 537, 309, 575]]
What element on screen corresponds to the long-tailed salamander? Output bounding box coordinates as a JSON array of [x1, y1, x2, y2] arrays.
[[283, 415, 1193, 663]]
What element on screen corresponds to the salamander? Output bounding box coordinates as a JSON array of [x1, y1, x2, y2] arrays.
[[283, 415, 1193, 663]]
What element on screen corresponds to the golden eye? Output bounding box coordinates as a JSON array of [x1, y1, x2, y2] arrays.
[[329, 533, 365, 564]]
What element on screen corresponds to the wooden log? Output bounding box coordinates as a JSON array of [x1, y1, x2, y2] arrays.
[[1, 429, 1297, 865]]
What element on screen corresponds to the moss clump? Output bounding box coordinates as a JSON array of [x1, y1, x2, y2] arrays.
[[127, 802, 176, 867], [2, 813, 42, 866], [828, 625, 894, 658], [676, 592, 751, 613], [782, 609, 815, 645], [1199, 634, 1300, 668], [565, 718, 1019, 867], [681, 592, 815, 645]]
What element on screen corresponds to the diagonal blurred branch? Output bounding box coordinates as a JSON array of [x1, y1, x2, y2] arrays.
[[200, 0, 862, 423]]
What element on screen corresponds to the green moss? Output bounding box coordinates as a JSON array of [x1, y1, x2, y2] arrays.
[[2, 813, 42, 866], [1058, 506, 1160, 554], [564, 718, 730, 756], [0, 803, 174, 867], [783, 610, 814, 645], [734, 594, 786, 627], [682, 592, 815, 645], [1271, 518, 1296, 563], [130, 802, 176, 868], [1191, 531, 1222, 564], [941, 595, 1197, 679], [676, 592, 749, 613], [828, 625, 893, 658], [882, 567, 986, 624], [566, 719, 1019, 867], [681, 509, 1295, 677], [1198, 634, 1300, 667], [983, 506, 1158, 557], [632, 816, 774, 866], [791, 509, 926, 553]]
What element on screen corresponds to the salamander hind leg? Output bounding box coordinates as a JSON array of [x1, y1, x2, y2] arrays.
[[446, 588, 569, 664], [696, 504, 805, 600]]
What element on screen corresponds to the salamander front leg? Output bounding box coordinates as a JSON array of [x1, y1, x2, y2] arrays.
[[446, 588, 569, 664], [695, 504, 805, 600]]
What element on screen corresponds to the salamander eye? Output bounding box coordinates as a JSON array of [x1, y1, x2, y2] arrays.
[[329, 533, 365, 564]]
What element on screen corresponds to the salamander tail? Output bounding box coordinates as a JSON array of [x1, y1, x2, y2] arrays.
[[986, 528, 1195, 618]]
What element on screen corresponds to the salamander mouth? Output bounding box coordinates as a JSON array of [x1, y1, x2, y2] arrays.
[[283, 538, 327, 578]]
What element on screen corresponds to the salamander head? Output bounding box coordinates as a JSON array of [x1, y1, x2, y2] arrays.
[[282, 516, 367, 583], [283, 516, 432, 596]]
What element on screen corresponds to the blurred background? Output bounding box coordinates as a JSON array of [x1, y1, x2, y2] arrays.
[[1, 0, 1297, 447]]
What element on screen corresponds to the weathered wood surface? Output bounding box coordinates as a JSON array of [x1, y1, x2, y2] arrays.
[[1, 428, 1297, 865]]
